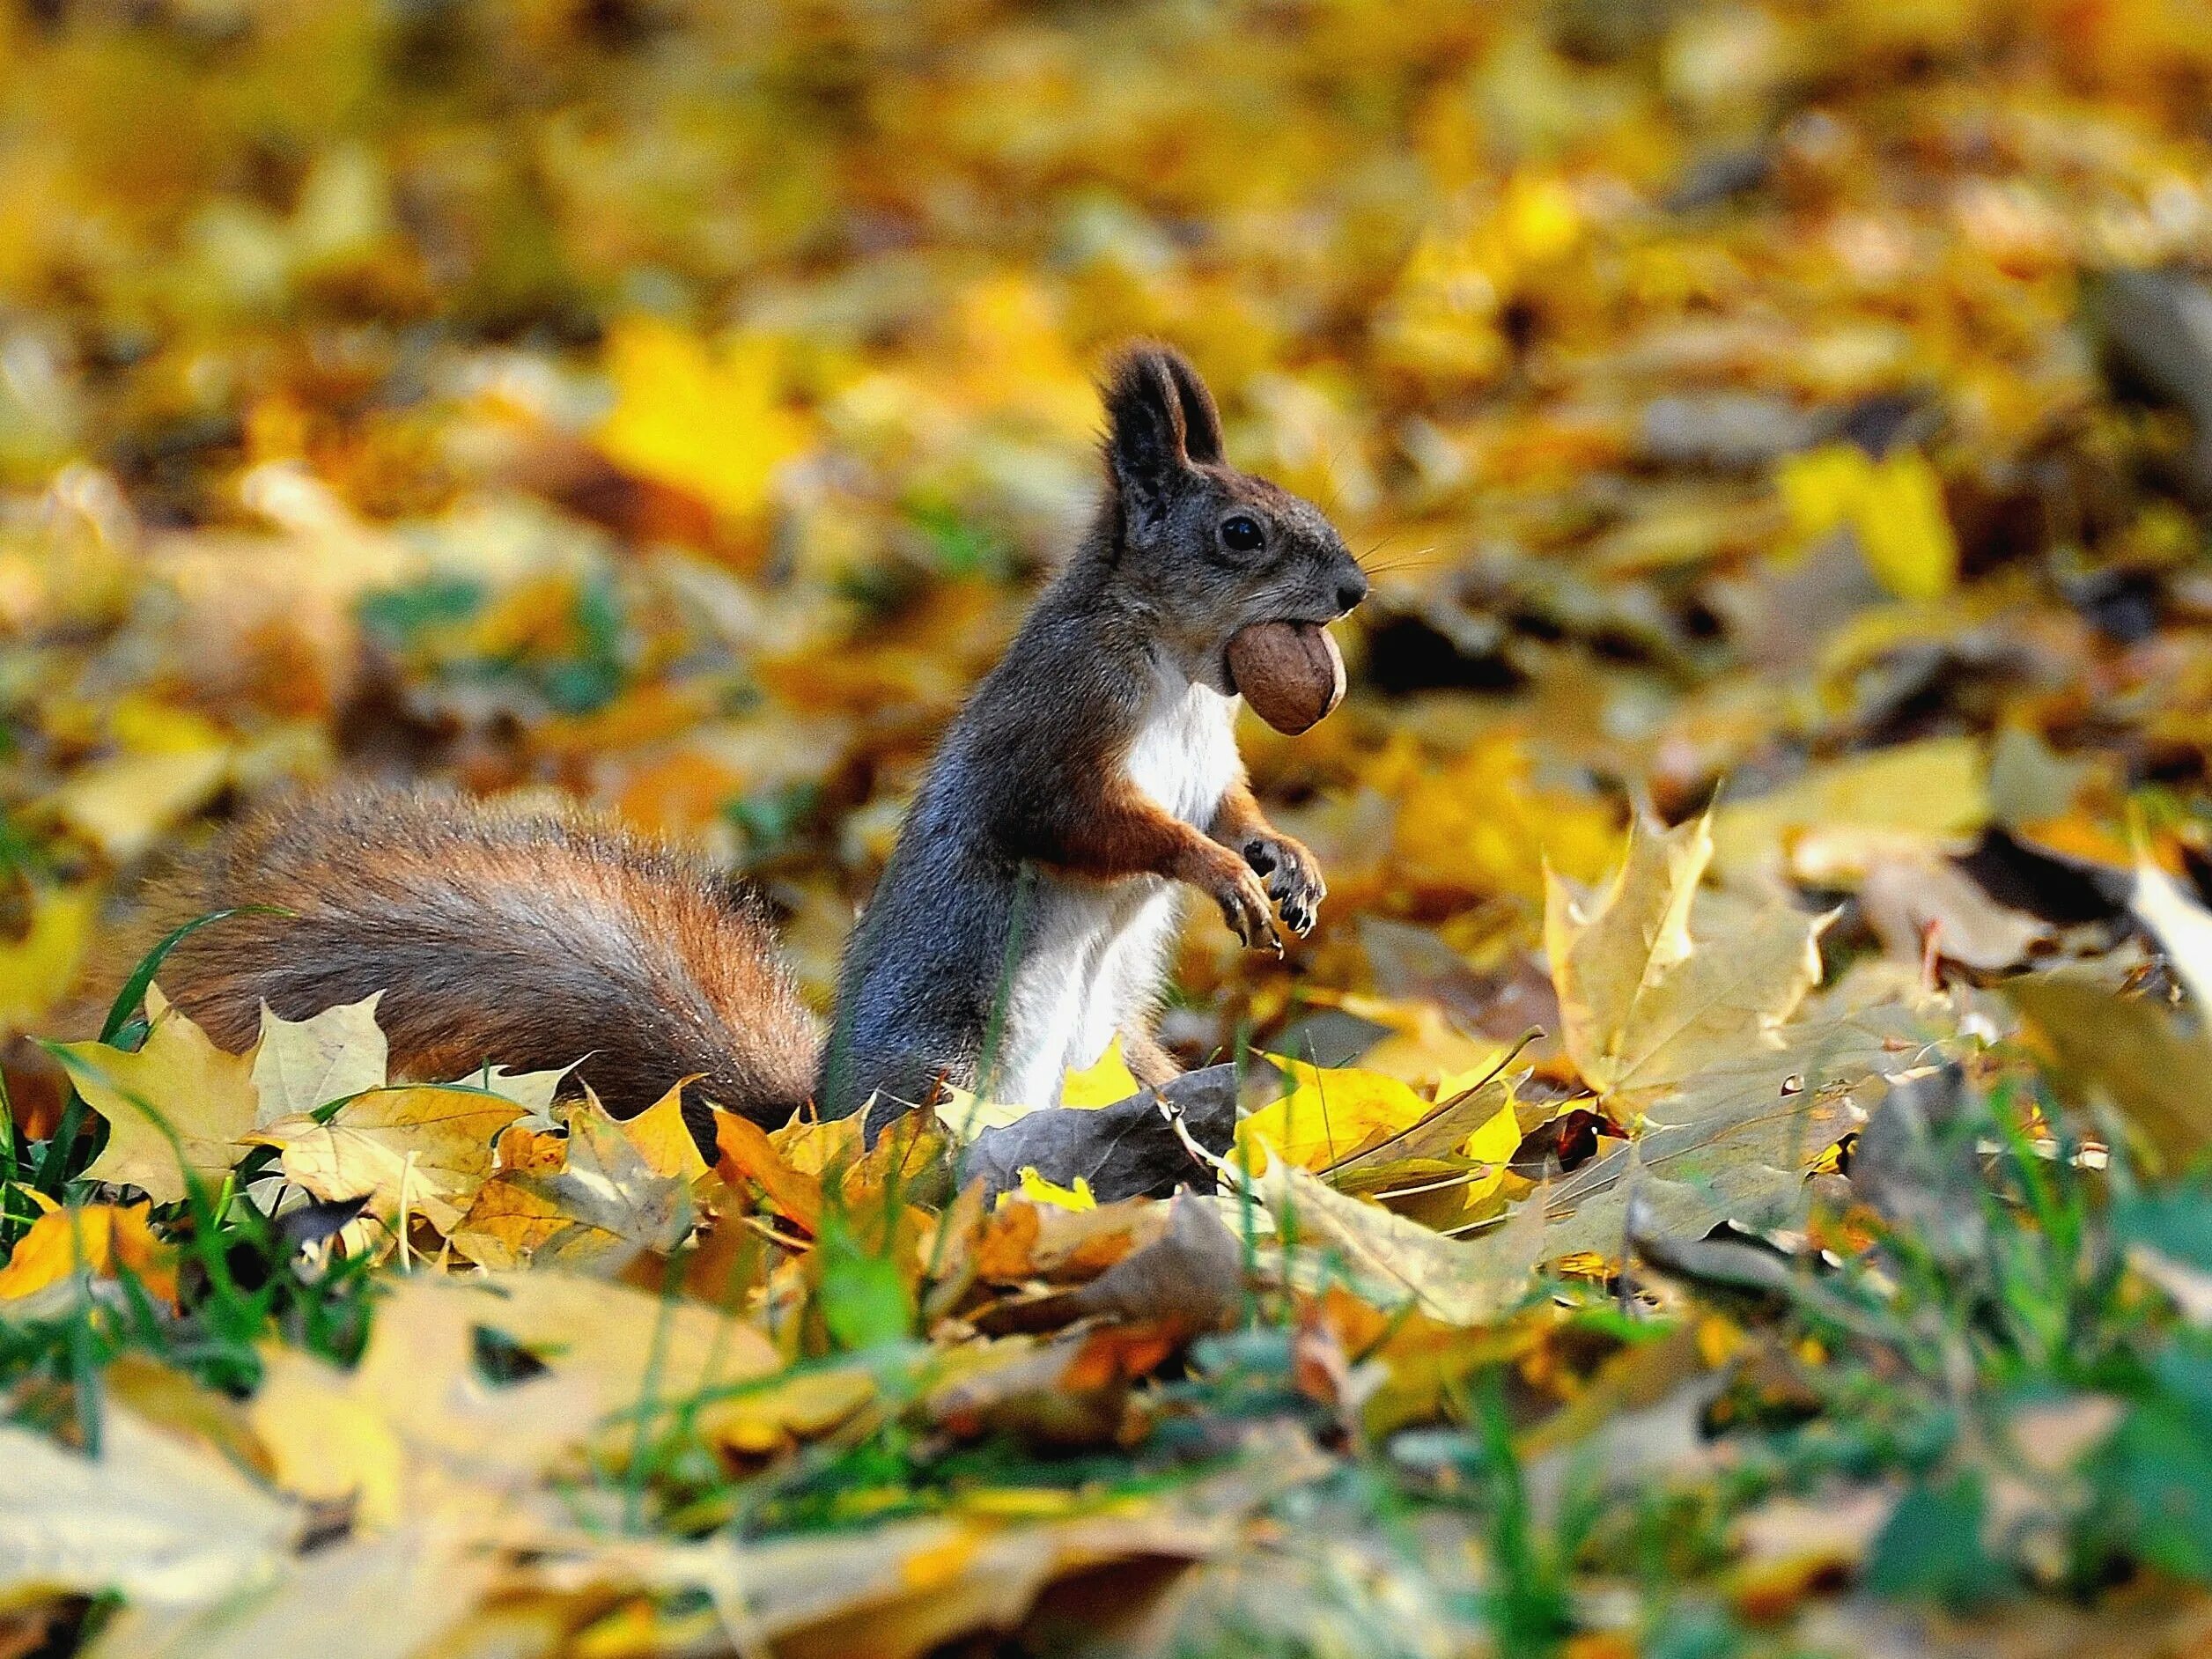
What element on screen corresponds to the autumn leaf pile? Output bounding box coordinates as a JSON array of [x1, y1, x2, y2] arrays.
[[6, 1, 2212, 1655]]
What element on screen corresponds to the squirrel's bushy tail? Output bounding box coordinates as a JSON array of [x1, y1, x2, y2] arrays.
[[139, 787, 821, 1127]]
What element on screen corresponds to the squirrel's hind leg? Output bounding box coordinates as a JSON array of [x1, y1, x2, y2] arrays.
[[1118, 1027, 1180, 1089]]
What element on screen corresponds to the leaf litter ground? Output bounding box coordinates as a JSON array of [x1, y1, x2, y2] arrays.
[[5, 3, 2212, 1655]]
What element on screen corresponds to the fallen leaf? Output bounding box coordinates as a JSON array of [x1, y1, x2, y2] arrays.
[[1235, 1058, 1435, 1175], [56, 995, 262, 1206], [2008, 969, 2211, 1167], [1060, 1036, 1143, 1109], [247, 1084, 525, 1235], [0, 1406, 296, 1608], [52, 754, 230, 866], [2133, 859, 2212, 1022], [85, 1520, 497, 1659], [713, 1107, 824, 1235], [1709, 738, 1989, 881], [1860, 852, 2051, 972], [449, 1090, 694, 1271], [1777, 444, 1958, 601], [1532, 998, 1922, 1261], [250, 994, 387, 1121], [0, 1195, 177, 1307], [0, 884, 93, 1041], [1014, 1169, 1097, 1211], [594, 319, 807, 523], [962, 1065, 1238, 1204], [616, 1077, 713, 1183], [1546, 812, 1828, 1110], [250, 1272, 778, 1528], [1259, 1161, 1542, 1326]]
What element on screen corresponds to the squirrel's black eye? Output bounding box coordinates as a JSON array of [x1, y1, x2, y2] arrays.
[[1220, 514, 1265, 553]]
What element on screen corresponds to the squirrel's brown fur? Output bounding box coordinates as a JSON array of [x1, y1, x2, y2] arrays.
[[142, 788, 818, 1125]]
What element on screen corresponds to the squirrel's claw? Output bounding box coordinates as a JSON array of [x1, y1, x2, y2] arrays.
[[1246, 835, 1325, 940], [1209, 859, 1281, 955]]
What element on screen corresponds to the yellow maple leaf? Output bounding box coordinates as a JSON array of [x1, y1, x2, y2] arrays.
[[0, 1194, 177, 1306], [247, 1085, 526, 1235], [1545, 813, 1827, 1109], [1060, 1036, 1142, 1109], [594, 317, 808, 522], [449, 1090, 698, 1272], [250, 1272, 778, 1528], [771, 1112, 866, 1178], [55, 994, 262, 1206], [619, 1076, 713, 1183], [250, 993, 388, 1121], [0, 884, 93, 1042], [1236, 1058, 1434, 1175]]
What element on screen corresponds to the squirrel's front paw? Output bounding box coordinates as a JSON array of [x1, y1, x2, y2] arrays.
[[1199, 849, 1283, 955], [1242, 834, 1326, 937]]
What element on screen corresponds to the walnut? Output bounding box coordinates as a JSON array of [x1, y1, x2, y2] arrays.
[[1227, 622, 1345, 734]]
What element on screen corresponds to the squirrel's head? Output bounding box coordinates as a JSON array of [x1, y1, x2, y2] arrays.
[[1099, 343, 1368, 690]]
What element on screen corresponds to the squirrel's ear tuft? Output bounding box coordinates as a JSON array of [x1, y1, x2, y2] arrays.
[[1161, 350, 1223, 465], [1102, 344, 1192, 522]]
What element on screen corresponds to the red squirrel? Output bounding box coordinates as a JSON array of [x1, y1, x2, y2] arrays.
[[142, 345, 1367, 1132]]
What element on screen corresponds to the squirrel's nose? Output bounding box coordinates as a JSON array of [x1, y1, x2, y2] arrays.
[[1334, 571, 1369, 615]]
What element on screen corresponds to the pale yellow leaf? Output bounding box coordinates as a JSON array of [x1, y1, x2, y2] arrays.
[[57, 1003, 261, 1206], [933, 1082, 1030, 1143], [1709, 737, 1988, 881], [0, 1406, 296, 1608], [85, 1520, 496, 1659], [249, 1272, 778, 1529], [1547, 813, 1828, 1107], [52, 746, 232, 864], [246, 1086, 524, 1235], [1259, 1159, 1541, 1325], [250, 994, 387, 1122]]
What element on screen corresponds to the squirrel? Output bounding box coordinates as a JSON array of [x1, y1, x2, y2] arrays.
[[141, 344, 1368, 1137]]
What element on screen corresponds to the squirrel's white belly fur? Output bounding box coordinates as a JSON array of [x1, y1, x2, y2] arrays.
[[995, 675, 1240, 1108]]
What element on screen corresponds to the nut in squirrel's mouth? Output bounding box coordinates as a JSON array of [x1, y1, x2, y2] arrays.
[[1225, 620, 1346, 736]]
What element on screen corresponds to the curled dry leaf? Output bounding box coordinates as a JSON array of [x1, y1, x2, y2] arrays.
[[448, 1089, 696, 1272]]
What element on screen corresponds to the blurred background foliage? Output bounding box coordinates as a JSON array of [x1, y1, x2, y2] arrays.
[[4, 0, 2212, 1051]]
